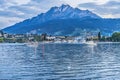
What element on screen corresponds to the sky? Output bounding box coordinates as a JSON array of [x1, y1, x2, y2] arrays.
[[0, 0, 120, 29]]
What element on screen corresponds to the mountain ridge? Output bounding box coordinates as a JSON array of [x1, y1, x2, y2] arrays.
[[2, 4, 120, 36]]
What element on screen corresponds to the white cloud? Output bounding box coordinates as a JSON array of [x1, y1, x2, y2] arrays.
[[0, 0, 120, 29], [0, 16, 23, 29], [102, 14, 114, 18], [6, 0, 30, 5], [62, 0, 109, 7], [78, 1, 120, 18]]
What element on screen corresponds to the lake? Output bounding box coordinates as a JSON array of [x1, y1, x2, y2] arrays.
[[0, 43, 120, 80]]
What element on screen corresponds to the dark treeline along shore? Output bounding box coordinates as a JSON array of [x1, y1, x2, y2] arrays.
[[0, 30, 120, 43]]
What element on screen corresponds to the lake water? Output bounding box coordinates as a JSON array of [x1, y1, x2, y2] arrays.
[[0, 43, 120, 80]]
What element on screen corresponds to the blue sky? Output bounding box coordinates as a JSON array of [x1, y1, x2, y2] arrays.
[[0, 0, 120, 29]]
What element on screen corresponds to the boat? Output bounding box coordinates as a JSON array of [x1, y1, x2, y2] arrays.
[[26, 41, 39, 48], [85, 41, 97, 46], [80, 39, 86, 44]]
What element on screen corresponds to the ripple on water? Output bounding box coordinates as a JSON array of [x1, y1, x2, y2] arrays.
[[0, 43, 120, 79]]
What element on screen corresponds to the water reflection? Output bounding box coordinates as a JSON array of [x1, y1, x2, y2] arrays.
[[0, 43, 120, 79]]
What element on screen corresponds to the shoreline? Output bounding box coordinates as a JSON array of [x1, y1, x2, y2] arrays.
[[1, 41, 120, 45]]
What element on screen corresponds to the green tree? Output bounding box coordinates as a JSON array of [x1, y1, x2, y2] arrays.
[[0, 38, 4, 43], [112, 32, 120, 42], [98, 32, 101, 41]]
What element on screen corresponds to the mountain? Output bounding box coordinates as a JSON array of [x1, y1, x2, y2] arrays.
[[38, 19, 120, 36], [2, 4, 120, 36]]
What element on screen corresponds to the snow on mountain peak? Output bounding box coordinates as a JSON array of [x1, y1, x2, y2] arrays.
[[61, 4, 71, 10], [2, 4, 102, 34], [46, 4, 101, 19]]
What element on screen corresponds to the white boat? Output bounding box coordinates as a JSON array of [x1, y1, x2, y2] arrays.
[[85, 41, 97, 46], [26, 41, 39, 47], [54, 40, 62, 43], [80, 39, 86, 44]]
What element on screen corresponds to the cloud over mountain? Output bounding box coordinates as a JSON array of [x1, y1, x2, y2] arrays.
[[0, 0, 120, 29], [78, 1, 120, 18]]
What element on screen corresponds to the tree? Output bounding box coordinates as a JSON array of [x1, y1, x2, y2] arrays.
[[0, 38, 4, 43], [98, 32, 101, 41], [112, 32, 120, 42], [0, 30, 4, 37], [41, 33, 47, 41]]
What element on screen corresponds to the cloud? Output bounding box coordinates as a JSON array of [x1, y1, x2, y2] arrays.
[[0, 0, 120, 29], [0, 0, 65, 29], [0, 0, 32, 28], [78, 1, 120, 18], [29, 0, 65, 10], [0, 10, 25, 18], [105, 1, 120, 6], [0, 16, 23, 29]]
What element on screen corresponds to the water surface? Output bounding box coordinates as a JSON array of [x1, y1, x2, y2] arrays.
[[0, 43, 120, 80]]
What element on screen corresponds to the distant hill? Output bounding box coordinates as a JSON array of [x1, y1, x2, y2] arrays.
[[2, 4, 120, 36]]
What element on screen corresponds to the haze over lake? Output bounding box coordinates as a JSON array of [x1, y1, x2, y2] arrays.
[[0, 43, 120, 80]]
